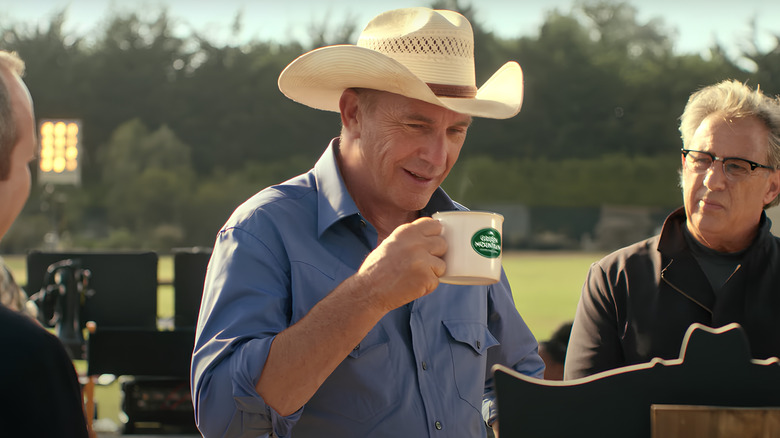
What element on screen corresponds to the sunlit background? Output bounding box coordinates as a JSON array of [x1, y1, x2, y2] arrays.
[[6, 0, 780, 58], [2, 2, 780, 433]]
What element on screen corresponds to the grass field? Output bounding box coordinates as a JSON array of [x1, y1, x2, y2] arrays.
[[1, 250, 606, 429], [503, 251, 604, 341]]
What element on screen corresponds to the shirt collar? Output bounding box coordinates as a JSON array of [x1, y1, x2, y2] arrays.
[[659, 206, 773, 255], [421, 187, 461, 216], [313, 138, 360, 237], [312, 138, 462, 237]]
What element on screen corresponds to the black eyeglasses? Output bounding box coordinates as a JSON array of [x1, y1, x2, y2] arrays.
[[681, 149, 776, 181]]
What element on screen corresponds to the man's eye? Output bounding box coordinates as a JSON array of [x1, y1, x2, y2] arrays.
[[725, 161, 749, 174]]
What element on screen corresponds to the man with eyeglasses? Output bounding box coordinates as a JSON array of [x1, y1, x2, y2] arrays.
[[564, 79, 780, 379]]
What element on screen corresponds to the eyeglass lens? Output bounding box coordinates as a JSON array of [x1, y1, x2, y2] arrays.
[[684, 151, 753, 179]]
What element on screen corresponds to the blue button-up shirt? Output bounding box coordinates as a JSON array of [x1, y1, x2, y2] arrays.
[[191, 140, 544, 438]]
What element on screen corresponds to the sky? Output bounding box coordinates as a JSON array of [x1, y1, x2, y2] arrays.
[[2, 0, 780, 61]]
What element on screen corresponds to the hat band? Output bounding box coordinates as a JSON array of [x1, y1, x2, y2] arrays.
[[427, 83, 477, 98]]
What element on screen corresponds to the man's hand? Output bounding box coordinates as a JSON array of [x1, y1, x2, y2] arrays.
[[356, 217, 447, 312], [257, 217, 447, 415]]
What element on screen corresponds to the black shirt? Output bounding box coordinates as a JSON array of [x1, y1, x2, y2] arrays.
[[0, 305, 89, 437], [683, 225, 746, 292]]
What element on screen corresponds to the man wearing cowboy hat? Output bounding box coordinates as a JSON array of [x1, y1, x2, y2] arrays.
[[191, 8, 543, 437]]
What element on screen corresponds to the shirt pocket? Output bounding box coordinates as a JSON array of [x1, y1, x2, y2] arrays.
[[307, 324, 398, 423], [443, 320, 499, 410]]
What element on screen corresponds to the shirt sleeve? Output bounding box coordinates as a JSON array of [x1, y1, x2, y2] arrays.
[[191, 226, 301, 437], [482, 270, 545, 424], [564, 261, 624, 380]]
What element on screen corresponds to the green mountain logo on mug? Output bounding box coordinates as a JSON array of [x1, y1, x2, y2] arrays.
[[471, 228, 501, 258]]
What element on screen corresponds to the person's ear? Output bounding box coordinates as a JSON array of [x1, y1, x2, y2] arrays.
[[763, 170, 780, 206], [339, 89, 361, 136]]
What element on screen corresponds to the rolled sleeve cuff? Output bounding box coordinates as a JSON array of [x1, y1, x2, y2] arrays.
[[231, 337, 303, 437], [482, 397, 498, 426]]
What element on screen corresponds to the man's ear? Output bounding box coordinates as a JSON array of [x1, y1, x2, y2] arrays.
[[339, 88, 361, 137], [764, 170, 780, 206]]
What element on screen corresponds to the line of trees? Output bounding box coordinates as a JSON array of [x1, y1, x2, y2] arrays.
[[1, 0, 778, 252]]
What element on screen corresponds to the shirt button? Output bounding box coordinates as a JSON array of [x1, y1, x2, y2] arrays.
[[435, 421, 442, 430], [422, 361, 428, 370], [359, 219, 367, 227], [476, 340, 481, 349]]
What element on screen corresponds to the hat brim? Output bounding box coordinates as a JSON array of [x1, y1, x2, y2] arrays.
[[278, 45, 524, 119]]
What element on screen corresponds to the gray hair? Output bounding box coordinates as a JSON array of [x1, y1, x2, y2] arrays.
[[679, 79, 780, 208], [0, 51, 26, 181]]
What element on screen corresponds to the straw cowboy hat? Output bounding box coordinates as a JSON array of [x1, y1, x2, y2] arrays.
[[277, 7, 524, 119]]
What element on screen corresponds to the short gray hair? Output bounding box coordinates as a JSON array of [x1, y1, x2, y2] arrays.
[[679, 79, 780, 208]]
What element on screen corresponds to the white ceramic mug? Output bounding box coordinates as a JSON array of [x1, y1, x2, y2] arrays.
[[432, 211, 504, 285]]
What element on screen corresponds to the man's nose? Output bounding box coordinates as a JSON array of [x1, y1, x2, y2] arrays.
[[703, 161, 728, 190], [420, 133, 448, 167]]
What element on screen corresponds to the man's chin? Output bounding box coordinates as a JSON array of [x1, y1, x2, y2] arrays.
[[398, 193, 435, 212], [690, 215, 727, 238], [691, 204, 727, 221]]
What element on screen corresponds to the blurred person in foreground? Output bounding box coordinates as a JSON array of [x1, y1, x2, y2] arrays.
[[538, 321, 572, 380], [191, 7, 543, 438], [565, 79, 780, 380], [0, 50, 89, 437]]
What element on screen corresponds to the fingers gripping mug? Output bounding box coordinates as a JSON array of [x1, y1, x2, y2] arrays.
[[432, 211, 504, 285]]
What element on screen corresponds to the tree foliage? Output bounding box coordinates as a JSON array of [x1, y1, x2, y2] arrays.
[[1, 0, 778, 250]]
